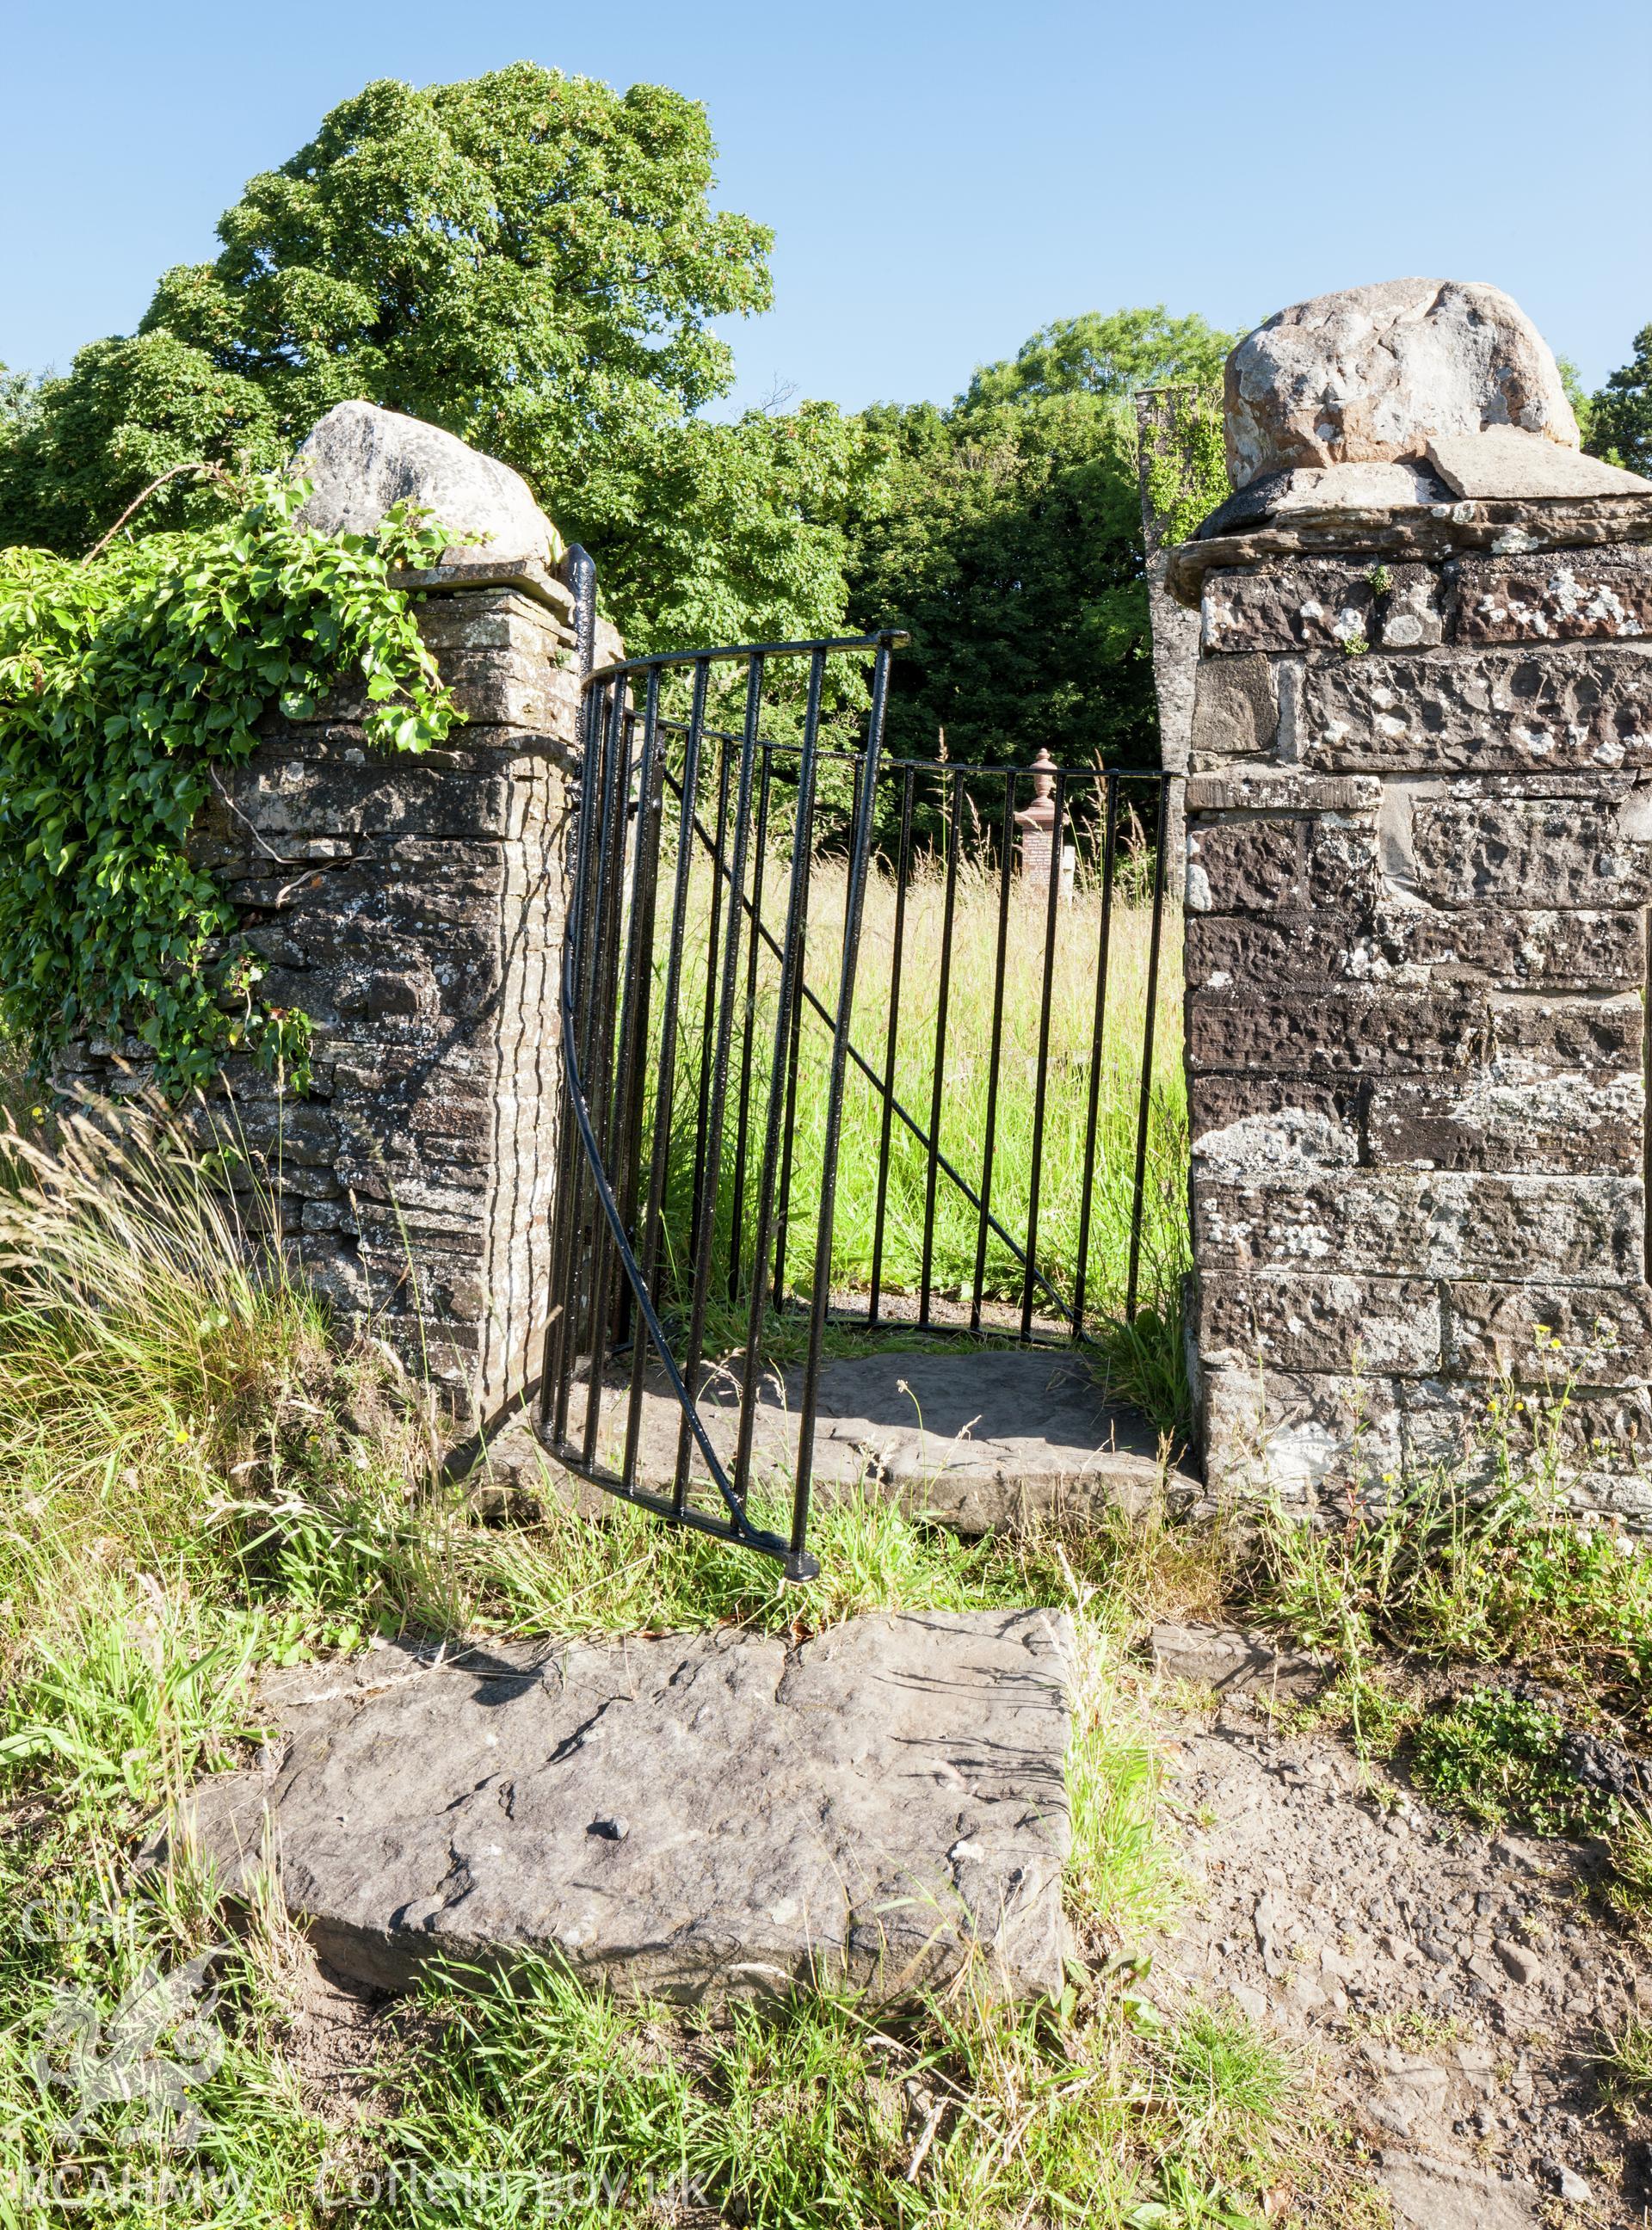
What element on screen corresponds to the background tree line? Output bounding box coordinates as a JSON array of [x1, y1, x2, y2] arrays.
[[3, 60, 1649, 771]]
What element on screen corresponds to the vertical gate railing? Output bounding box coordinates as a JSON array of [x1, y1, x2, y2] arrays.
[[835, 755, 1180, 1342], [538, 605, 904, 1579], [536, 555, 1184, 1576]]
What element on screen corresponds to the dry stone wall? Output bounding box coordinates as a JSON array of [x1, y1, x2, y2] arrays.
[[58, 558, 620, 1422], [1176, 516, 1652, 1524]]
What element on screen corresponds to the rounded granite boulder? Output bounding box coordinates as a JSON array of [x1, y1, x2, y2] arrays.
[[292, 400, 562, 565], [1224, 278, 1581, 489]]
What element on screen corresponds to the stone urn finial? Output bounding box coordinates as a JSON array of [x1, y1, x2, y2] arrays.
[[1015, 750, 1072, 896], [1015, 748, 1058, 837]]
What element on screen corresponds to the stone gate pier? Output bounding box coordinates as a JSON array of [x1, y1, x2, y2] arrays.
[[1171, 279, 1652, 1525], [58, 403, 620, 1422]]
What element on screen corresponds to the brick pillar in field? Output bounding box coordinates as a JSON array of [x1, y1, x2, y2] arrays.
[[58, 554, 620, 1424], [1172, 509, 1652, 1525]]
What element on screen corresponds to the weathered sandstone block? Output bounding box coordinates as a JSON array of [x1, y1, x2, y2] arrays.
[[1187, 1076, 1364, 1176], [1365, 906, 1646, 990], [1406, 787, 1652, 908], [1366, 1073, 1645, 1175], [1185, 819, 1304, 911], [1201, 1364, 1652, 1505], [1187, 986, 1643, 1075], [1201, 459, 1452, 536], [1184, 907, 1644, 993], [1183, 771, 1382, 814], [1198, 1272, 1442, 1376], [1301, 644, 1652, 772], [1200, 1365, 1402, 1502], [1201, 560, 1445, 656], [1453, 550, 1652, 646], [1445, 1283, 1652, 1384], [1168, 499, 1652, 613], [1185, 815, 1378, 915], [1185, 912, 1374, 991], [1192, 1174, 1644, 1283], [1189, 654, 1281, 762]]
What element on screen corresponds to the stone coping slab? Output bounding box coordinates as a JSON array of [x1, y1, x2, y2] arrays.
[[1167, 493, 1652, 605], [1427, 428, 1652, 502], [395, 553, 574, 616], [157, 1611, 1073, 2005]]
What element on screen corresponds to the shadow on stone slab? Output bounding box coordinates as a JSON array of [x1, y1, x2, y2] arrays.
[[527, 1347, 1196, 1536], [153, 1609, 1073, 2007], [1378, 2148, 1541, 2230], [1145, 1623, 1334, 1701]]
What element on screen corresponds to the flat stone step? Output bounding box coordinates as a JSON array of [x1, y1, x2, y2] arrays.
[[536, 1347, 1193, 1532], [164, 1609, 1072, 2005]]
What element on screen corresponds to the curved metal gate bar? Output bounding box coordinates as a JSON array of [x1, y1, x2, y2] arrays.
[[656, 736, 1179, 1341], [654, 737, 1077, 1329], [534, 555, 1183, 1580], [538, 618, 904, 1580]]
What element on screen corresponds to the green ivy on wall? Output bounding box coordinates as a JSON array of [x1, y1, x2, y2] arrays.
[[1141, 384, 1230, 550], [0, 476, 459, 1089]]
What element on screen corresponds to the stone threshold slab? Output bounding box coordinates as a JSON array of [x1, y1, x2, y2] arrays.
[[539, 1348, 1193, 1533], [159, 1610, 1073, 2005]]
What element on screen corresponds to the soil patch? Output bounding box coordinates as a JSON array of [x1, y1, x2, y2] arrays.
[[1154, 1684, 1651, 2223]]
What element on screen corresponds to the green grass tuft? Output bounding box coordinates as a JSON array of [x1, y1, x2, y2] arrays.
[[0, 1573, 268, 1812], [1409, 1685, 1593, 1835], [1606, 1811, 1652, 1930], [1597, 2014, 1652, 2107], [1242, 1471, 1652, 1731]]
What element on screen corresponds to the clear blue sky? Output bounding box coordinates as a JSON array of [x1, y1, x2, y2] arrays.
[[5, 0, 1649, 414]]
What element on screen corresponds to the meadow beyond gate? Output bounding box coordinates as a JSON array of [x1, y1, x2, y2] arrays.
[[537, 556, 1186, 1575]]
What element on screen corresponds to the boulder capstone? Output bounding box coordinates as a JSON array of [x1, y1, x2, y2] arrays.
[[293, 400, 561, 564], [1224, 278, 1581, 488]]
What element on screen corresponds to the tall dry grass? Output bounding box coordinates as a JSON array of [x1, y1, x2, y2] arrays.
[[0, 1104, 435, 1716], [635, 835, 1189, 1408], [790, 848, 1187, 1318], [0, 1105, 321, 1505]]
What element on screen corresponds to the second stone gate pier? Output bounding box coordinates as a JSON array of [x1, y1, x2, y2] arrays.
[[1172, 278, 1652, 1526]]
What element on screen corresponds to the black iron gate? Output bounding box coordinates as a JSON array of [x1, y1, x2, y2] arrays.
[[538, 551, 1181, 1578]]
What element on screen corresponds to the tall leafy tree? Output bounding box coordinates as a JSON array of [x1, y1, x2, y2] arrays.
[[141, 67, 769, 474], [0, 334, 282, 552], [846, 308, 1239, 768], [0, 364, 40, 431], [0, 65, 872, 654], [1587, 324, 1652, 477], [580, 402, 875, 654], [961, 307, 1236, 410]]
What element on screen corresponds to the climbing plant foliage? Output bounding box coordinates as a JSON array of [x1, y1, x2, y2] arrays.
[[1142, 384, 1230, 549], [0, 476, 458, 1088]]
